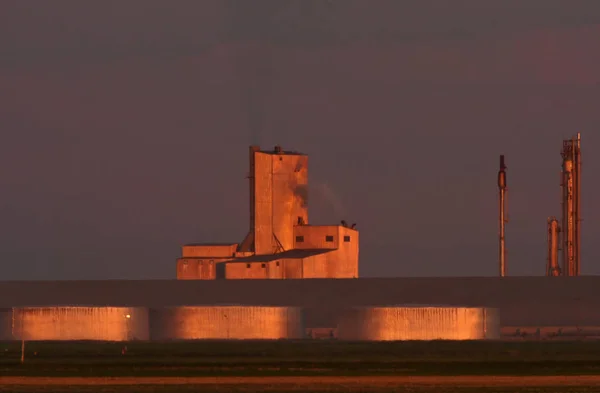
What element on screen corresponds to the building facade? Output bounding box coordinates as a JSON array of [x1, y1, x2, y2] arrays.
[[176, 145, 359, 280]]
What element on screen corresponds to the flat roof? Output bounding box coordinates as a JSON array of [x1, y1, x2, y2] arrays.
[[298, 224, 358, 230], [260, 150, 306, 156], [226, 249, 330, 264], [183, 243, 237, 247], [252, 145, 306, 156]]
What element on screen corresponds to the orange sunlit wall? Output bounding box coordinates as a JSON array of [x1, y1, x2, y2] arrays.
[[176, 244, 237, 279], [12, 307, 149, 341], [271, 153, 308, 252], [251, 148, 308, 254]]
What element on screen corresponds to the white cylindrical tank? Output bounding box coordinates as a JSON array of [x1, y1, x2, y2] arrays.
[[337, 306, 500, 341], [150, 306, 304, 340], [12, 307, 149, 341]]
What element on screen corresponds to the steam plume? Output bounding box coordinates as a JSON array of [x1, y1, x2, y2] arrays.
[[312, 182, 347, 218]]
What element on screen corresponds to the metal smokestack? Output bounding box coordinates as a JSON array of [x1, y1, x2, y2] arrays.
[[547, 217, 560, 276], [498, 155, 507, 277]]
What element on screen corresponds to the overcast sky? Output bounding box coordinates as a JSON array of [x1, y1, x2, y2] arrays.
[[1, 1, 600, 280]]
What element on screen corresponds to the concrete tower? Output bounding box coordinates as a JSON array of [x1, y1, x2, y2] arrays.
[[240, 145, 308, 254]]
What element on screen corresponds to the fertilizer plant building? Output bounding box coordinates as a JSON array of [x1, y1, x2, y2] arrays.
[[2, 144, 599, 342], [176, 145, 359, 280]]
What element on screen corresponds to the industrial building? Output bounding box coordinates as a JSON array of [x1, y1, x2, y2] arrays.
[[0, 136, 594, 342], [176, 145, 359, 280], [337, 306, 499, 341]]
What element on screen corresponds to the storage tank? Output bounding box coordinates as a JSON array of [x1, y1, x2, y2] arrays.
[[150, 306, 304, 340], [337, 306, 500, 341], [0, 308, 12, 340], [12, 307, 149, 341]]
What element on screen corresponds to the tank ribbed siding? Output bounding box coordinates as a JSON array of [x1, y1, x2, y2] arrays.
[[5, 306, 305, 341], [337, 306, 500, 341]]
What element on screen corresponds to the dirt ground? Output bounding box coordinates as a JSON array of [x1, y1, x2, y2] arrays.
[[3, 375, 600, 387]]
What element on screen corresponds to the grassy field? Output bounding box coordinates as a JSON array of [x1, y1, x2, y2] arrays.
[[2, 340, 600, 392], [2, 339, 600, 377], [3, 384, 600, 393], [3, 387, 600, 393]]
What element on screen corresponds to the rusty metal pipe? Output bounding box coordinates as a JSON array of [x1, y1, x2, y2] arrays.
[[547, 217, 560, 276], [498, 155, 507, 277]]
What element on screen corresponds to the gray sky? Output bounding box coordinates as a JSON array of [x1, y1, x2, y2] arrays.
[[1, 1, 600, 279]]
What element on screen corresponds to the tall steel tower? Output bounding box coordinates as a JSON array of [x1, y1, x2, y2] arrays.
[[560, 133, 582, 276]]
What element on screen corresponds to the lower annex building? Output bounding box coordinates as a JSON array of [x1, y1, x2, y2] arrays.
[[176, 145, 359, 280]]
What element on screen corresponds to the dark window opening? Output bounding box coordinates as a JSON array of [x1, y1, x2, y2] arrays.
[[261, 263, 266, 268], [344, 236, 351, 242], [276, 262, 280, 267], [296, 236, 304, 242], [326, 235, 334, 242], [246, 264, 251, 268]]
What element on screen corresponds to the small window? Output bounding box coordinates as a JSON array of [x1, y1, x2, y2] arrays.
[[246, 263, 251, 268], [296, 236, 304, 242], [325, 235, 334, 242], [261, 263, 266, 268], [276, 262, 280, 267], [344, 235, 350, 242]]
